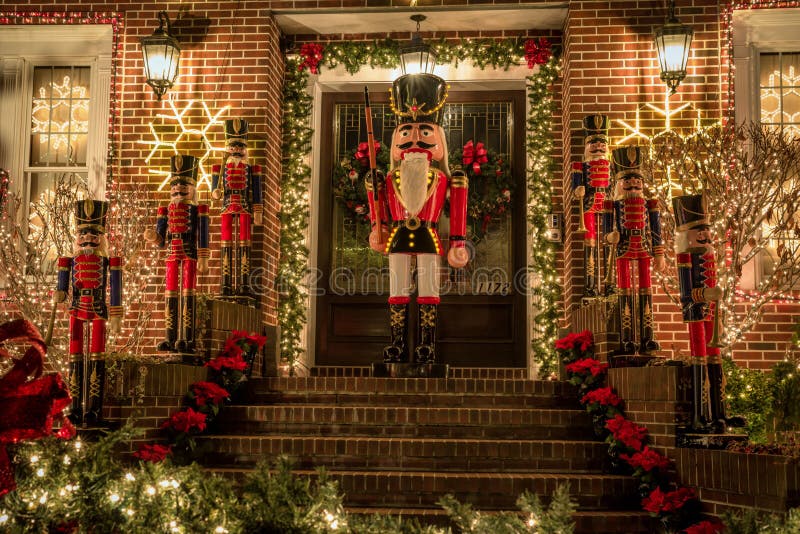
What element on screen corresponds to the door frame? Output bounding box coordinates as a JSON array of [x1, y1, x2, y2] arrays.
[[302, 62, 539, 372]]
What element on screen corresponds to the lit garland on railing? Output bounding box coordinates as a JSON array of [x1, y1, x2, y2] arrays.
[[280, 38, 560, 373]]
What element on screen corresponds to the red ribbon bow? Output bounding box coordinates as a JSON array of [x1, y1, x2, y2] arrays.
[[0, 319, 73, 497], [462, 140, 488, 175], [298, 43, 324, 74], [355, 141, 380, 167], [524, 38, 551, 69]]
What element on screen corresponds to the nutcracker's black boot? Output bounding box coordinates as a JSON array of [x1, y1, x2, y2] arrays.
[[382, 303, 409, 363], [638, 293, 661, 353], [221, 245, 233, 296], [691, 362, 711, 432], [603, 247, 616, 296], [583, 244, 597, 298], [237, 245, 252, 298], [615, 290, 637, 354], [84, 357, 106, 426], [175, 292, 196, 353], [414, 304, 438, 364], [157, 294, 179, 351], [707, 360, 746, 431], [67, 357, 84, 425]]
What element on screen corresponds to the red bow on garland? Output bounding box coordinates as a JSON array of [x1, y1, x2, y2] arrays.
[[298, 43, 324, 74], [524, 38, 551, 68], [355, 141, 380, 167], [0, 319, 73, 497], [462, 140, 488, 175]]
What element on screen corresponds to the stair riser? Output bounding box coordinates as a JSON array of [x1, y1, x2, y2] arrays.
[[212, 422, 596, 440], [251, 393, 580, 409]]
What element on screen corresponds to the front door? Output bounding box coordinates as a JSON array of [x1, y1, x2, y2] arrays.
[[315, 90, 527, 367]]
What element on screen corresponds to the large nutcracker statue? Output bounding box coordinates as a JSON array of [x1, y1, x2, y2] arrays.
[[604, 146, 664, 355], [211, 118, 263, 299], [145, 155, 210, 352], [367, 73, 469, 372], [571, 114, 611, 298], [673, 194, 735, 432], [56, 200, 122, 425]]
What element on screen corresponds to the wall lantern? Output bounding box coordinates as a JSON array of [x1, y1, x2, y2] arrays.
[[140, 11, 181, 100], [399, 14, 437, 76], [653, 0, 693, 95]]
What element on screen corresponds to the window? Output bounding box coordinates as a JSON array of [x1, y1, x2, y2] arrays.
[[759, 52, 800, 137]]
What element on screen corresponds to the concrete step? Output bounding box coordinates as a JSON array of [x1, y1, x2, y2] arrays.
[[310, 366, 529, 380]]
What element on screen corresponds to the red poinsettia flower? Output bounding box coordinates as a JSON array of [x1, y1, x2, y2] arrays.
[[190, 381, 230, 407], [620, 445, 670, 472], [606, 414, 649, 451], [160, 408, 207, 434], [565, 358, 608, 377], [205, 354, 248, 372], [221, 335, 244, 358], [683, 520, 725, 534], [642, 486, 696, 515], [574, 329, 594, 351], [133, 442, 173, 463], [580, 386, 621, 407], [555, 332, 579, 350]]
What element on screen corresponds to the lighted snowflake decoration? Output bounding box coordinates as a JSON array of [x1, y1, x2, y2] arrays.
[[31, 75, 89, 152], [138, 99, 230, 191], [760, 65, 800, 137]]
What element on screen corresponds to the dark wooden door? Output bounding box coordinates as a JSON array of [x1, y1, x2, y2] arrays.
[[315, 90, 527, 367]]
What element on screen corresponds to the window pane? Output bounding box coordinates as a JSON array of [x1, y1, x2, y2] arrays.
[[759, 52, 781, 87], [30, 66, 91, 167]]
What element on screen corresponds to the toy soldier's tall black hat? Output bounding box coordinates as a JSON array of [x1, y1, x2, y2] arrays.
[[672, 194, 709, 231], [169, 154, 198, 186], [225, 118, 248, 145], [390, 73, 449, 124], [75, 199, 109, 234], [583, 114, 609, 144], [612, 145, 645, 179]]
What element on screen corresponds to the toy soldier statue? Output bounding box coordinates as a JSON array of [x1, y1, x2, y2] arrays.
[[145, 155, 209, 353], [56, 200, 122, 425], [571, 114, 611, 298], [673, 194, 741, 432], [212, 118, 263, 299], [604, 146, 664, 355], [367, 72, 469, 375]]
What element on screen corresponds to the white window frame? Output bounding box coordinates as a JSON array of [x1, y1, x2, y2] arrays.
[[733, 7, 800, 290], [0, 25, 113, 205]]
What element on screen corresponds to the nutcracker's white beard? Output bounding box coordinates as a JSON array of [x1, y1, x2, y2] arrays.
[[398, 152, 430, 217]]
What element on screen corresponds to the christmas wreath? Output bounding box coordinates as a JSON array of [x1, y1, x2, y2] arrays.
[[332, 140, 389, 225], [448, 140, 514, 237]]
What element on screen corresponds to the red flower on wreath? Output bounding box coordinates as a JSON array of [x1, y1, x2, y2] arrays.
[[355, 141, 381, 167], [524, 38, 551, 68], [565, 357, 608, 377], [683, 520, 725, 534], [190, 381, 230, 407], [620, 445, 670, 472], [160, 407, 207, 434], [605, 414, 648, 451], [298, 42, 324, 74], [641, 486, 695, 515], [133, 443, 173, 463], [580, 386, 621, 407]]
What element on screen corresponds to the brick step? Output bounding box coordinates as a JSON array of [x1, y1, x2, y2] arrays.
[[197, 436, 607, 472], [346, 507, 658, 534], [215, 405, 595, 440], [208, 468, 640, 510], [310, 366, 529, 380]]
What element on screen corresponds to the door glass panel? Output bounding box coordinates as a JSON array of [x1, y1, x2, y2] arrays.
[[331, 100, 514, 296]]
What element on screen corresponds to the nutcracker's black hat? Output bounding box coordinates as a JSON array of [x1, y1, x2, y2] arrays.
[[583, 114, 609, 144], [225, 118, 248, 145], [672, 194, 709, 231], [390, 73, 449, 124], [170, 154, 198, 186], [75, 199, 109, 234], [612, 145, 645, 180]]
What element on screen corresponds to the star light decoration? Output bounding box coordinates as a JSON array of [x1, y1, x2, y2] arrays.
[[30, 75, 89, 152], [138, 99, 229, 191]]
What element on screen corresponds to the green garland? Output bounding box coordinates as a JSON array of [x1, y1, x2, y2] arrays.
[[281, 40, 561, 374], [525, 56, 562, 378]]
